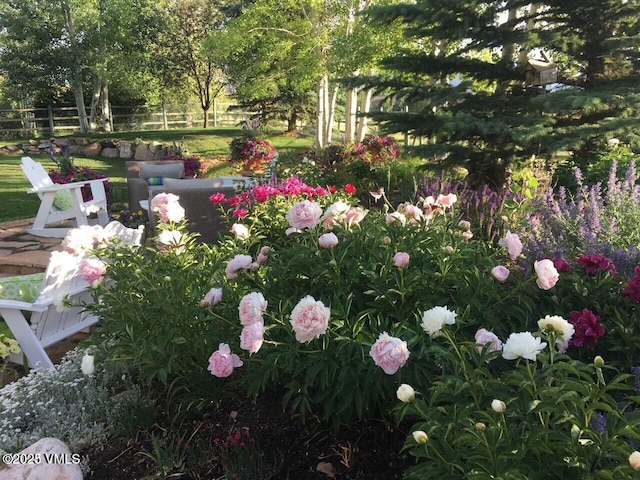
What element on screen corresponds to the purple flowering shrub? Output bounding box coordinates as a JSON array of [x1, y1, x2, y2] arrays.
[[524, 161, 640, 276]]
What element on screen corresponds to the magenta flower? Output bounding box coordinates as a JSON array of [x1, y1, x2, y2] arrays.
[[568, 309, 605, 350], [577, 254, 616, 275], [622, 267, 640, 302]]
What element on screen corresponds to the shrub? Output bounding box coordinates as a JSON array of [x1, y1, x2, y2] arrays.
[[159, 150, 203, 179], [524, 160, 640, 276]]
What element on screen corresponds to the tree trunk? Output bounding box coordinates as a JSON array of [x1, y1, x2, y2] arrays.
[[287, 108, 299, 132], [89, 77, 101, 131], [517, 4, 540, 67], [100, 78, 112, 133], [356, 88, 373, 142], [203, 106, 210, 128], [326, 83, 339, 144], [345, 87, 358, 143], [62, 0, 90, 133], [316, 75, 327, 152]]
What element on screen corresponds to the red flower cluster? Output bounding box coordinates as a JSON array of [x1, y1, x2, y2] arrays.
[[622, 266, 640, 302], [576, 254, 616, 275], [568, 308, 605, 350]]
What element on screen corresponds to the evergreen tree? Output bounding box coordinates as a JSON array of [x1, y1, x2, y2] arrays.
[[363, 1, 640, 187]]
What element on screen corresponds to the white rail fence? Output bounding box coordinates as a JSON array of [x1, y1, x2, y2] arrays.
[[0, 102, 253, 138]]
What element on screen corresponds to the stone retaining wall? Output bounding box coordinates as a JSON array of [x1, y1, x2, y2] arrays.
[[0, 137, 173, 161]]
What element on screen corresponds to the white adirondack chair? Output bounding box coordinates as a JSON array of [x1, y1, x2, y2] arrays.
[[21, 156, 110, 237], [0, 221, 145, 370]]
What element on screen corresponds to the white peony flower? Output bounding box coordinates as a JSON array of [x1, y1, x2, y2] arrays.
[[502, 332, 547, 361], [537, 315, 575, 351], [421, 306, 457, 336]]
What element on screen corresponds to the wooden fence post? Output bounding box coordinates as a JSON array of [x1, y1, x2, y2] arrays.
[[48, 104, 55, 136]]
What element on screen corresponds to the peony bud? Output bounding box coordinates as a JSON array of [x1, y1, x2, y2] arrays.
[[396, 384, 415, 403], [382, 236, 392, 245], [475, 422, 486, 432], [491, 399, 506, 413], [164, 276, 171, 282], [444, 245, 454, 255], [629, 451, 640, 471], [594, 355, 605, 367], [81, 354, 95, 376], [412, 431, 428, 444]]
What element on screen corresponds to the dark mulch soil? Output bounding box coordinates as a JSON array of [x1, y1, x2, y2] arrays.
[[81, 388, 415, 479]]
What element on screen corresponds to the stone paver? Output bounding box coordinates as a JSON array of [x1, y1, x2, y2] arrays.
[[0, 218, 61, 275]]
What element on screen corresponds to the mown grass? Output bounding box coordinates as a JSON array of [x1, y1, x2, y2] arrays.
[[0, 127, 315, 223]]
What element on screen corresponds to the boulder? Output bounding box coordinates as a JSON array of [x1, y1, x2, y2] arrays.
[[0, 437, 83, 480], [133, 143, 155, 161], [148, 141, 163, 154], [100, 147, 119, 158], [5, 144, 20, 152], [75, 137, 89, 146], [78, 142, 102, 156], [118, 141, 134, 159], [52, 139, 69, 148]]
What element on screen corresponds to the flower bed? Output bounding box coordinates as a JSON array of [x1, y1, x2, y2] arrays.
[[4, 162, 640, 478]]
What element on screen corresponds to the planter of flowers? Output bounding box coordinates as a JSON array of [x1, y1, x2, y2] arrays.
[[229, 136, 277, 176]]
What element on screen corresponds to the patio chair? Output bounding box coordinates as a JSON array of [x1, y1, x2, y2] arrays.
[[0, 221, 145, 370], [21, 156, 109, 238]]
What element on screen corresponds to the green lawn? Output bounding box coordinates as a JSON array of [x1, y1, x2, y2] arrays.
[[0, 127, 314, 223]]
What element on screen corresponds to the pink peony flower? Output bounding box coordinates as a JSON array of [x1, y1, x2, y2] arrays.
[[256, 246, 272, 265], [344, 207, 367, 226], [475, 328, 503, 358], [240, 321, 264, 354], [290, 295, 330, 343], [230, 223, 250, 240], [62, 225, 104, 255], [150, 193, 185, 223], [79, 257, 107, 285], [225, 254, 254, 279], [436, 193, 457, 208], [285, 227, 301, 236], [491, 265, 510, 282], [386, 212, 407, 226], [318, 232, 339, 248], [499, 231, 523, 261], [458, 220, 471, 230], [207, 343, 243, 378], [461, 231, 473, 241], [534, 259, 559, 290], [393, 252, 410, 268], [200, 287, 223, 307], [370, 332, 410, 375], [399, 203, 423, 223], [238, 292, 268, 326], [233, 208, 249, 218], [286, 200, 323, 229]]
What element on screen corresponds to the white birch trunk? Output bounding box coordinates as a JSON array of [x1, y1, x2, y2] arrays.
[[316, 76, 326, 152], [62, 0, 90, 133], [101, 78, 112, 133], [356, 88, 373, 142], [518, 4, 540, 67], [326, 83, 339, 144], [89, 78, 101, 132], [345, 87, 358, 143]]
